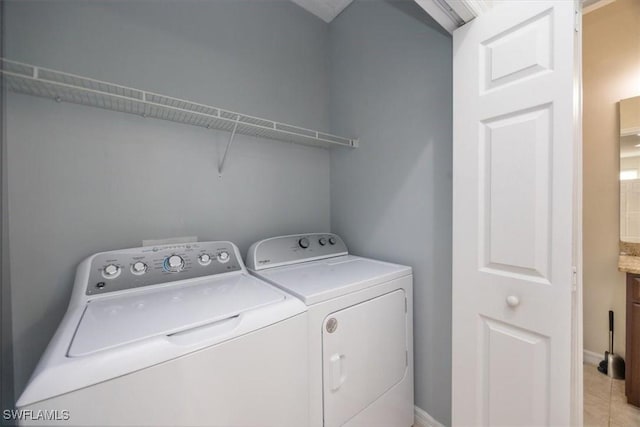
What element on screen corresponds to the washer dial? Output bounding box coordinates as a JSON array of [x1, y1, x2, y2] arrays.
[[217, 251, 230, 263], [198, 253, 212, 265], [102, 264, 121, 279], [164, 255, 185, 272], [131, 261, 147, 275]]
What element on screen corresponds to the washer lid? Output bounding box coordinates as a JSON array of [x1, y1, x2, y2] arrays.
[[256, 255, 411, 305], [68, 274, 285, 357]]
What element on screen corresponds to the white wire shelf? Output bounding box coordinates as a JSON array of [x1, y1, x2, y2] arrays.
[[0, 58, 359, 150]]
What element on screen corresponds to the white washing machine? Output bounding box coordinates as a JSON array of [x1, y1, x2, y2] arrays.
[[246, 233, 414, 427], [16, 241, 308, 426]]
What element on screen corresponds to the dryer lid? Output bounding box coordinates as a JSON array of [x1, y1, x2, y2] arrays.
[[68, 274, 285, 357], [256, 255, 411, 305]]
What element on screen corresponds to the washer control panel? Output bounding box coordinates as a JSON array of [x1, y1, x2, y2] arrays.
[[87, 241, 241, 295], [246, 233, 348, 271]]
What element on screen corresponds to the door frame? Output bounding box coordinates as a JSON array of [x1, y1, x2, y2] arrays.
[[571, 2, 584, 422]]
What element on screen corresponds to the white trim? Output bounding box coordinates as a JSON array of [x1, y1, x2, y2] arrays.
[[584, 349, 604, 366], [446, 0, 478, 22], [414, 406, 445, 427], [571, 2, 584, 424], [414, 0, 459, 34], [413, 0, 491, 34], [463, 0, 492, 15]]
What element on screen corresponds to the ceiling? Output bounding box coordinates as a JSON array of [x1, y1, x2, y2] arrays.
[[290, 0, 354, 23]]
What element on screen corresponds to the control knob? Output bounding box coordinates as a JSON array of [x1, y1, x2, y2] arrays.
[[329, 237, 337, 245], [199, 253, 212, 265], [217, 251, 230, 263], [103, 264, 120, 278], [319, 237, 327, 246], [298, 237, 310, 249], [164, 255, 184, 272], [131, 261, 147, 274]]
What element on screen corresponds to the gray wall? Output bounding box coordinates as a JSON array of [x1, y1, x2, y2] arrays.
[[328, 1, 453, 424], [1, 0, 16, 415], [5, 0, 331, 397], [4, 1, 454, 423]]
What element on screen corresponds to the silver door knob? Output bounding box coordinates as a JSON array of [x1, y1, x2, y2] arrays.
[[506, 295, 520, 308]]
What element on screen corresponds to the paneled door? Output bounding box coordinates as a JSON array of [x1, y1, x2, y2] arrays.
[[452, 1, 581, 425]]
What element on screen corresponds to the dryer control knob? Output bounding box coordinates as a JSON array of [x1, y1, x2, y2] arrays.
[[165, 255, 184, 272], [298, 237, 310, 249], [217, 251, 230, 263], [319, 237, 327, 246], [199, 254, 212, 265], [103, 264, 120, 278], [328, 237, 337, 245]]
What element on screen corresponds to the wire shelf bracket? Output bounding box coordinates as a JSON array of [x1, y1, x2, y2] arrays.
[[218, 117, 240, 176], [0, 58, 359, 174]]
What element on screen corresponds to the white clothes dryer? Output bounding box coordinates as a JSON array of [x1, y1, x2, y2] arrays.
[[247, 233, 414, 427], [16, 241, 308, 426]]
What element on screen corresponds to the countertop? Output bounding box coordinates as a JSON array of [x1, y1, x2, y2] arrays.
[[618, 254, 640, 274]]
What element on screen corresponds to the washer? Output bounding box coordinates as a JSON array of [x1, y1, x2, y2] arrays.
[[17, 241, 308, 426], [247, 233, 414, 427]]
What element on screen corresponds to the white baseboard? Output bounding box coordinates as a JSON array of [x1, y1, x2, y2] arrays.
[[584, 349, 603, 366], [414, 406, 445, 427]]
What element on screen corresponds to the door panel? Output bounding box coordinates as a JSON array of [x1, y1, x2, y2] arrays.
[[452, 1, 579, 425], [481, 103, 552, 280], [481, 317, 550, 426], [322, 290, 407, 427], [480, 8, 553, 92]]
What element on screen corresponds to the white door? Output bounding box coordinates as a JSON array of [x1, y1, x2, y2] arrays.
[[452, 1, 580, 426], [322, 290, 408, 427]]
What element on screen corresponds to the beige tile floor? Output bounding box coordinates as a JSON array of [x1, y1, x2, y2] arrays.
[[584, 363, 640, 426]]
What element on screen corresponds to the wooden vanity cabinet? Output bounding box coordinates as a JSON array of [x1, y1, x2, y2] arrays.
[[626, 272, 640, 406]]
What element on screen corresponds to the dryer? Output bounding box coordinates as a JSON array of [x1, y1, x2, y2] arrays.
[[16, 241, 308, 426], [247, 233, 414, 427]]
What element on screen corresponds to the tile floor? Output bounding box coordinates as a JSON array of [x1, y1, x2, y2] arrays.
[[584, 363, 640, 426]]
